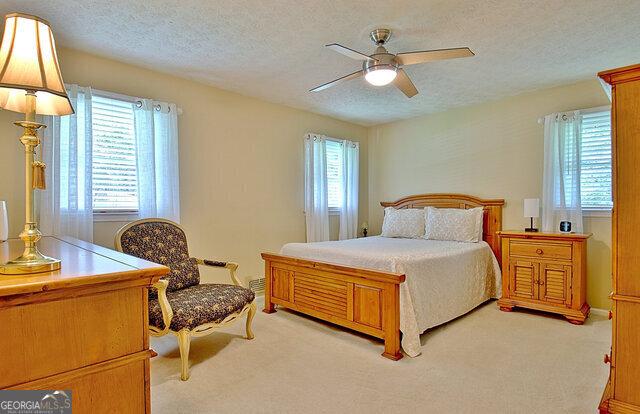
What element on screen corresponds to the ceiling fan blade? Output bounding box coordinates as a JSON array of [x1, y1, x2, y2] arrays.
[[325, 43, 378, 61], [394, 69, 418, 98], [395, 47, 474, 66], [310, 70, 363, 92]]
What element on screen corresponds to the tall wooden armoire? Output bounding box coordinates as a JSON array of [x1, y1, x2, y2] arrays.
[[598, 64, 640, 414]]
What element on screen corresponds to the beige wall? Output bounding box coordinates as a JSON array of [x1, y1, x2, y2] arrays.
[[0, 47, 368, 285], [367, 79, 612, 309], [0, 48, 612, 308]]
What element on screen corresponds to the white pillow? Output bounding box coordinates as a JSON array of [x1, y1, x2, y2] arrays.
[[424, 207, 484, 243], [381, 207, 425, 239], [476, 210, 484, 241]]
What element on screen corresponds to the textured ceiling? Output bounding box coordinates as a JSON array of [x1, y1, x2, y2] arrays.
[[1, 0, 639, 125]]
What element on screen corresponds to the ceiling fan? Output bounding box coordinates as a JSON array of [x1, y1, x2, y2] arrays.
[[310, 28, 474, 98]]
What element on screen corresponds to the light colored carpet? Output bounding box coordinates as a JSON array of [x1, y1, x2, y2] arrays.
[[151, 299, 611, 414]]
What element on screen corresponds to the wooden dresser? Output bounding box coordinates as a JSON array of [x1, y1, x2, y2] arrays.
[[0, 236, 168, 413], [497, 231, 591, 324], [598, 64, 640, 414]]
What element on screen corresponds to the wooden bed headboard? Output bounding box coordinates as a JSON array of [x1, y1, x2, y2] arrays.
[[380, 193, 505, 262]]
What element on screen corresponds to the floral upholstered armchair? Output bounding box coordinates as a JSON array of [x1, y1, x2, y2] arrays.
[[115, 218, 256, 381]]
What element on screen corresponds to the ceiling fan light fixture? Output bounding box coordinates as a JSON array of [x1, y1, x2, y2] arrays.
[[311, 27, 474, 97], [364, 66, 397, 86]]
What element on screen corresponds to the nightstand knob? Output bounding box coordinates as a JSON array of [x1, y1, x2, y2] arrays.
[[536, 248, 543, 255], [608, 311, 613, 320], [604, 354, 611, 364]]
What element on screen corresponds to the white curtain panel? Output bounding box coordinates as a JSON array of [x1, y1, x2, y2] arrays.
[[542, 111, 584, 233], [40, 85, 94, 242], [339, 140, 359, 240], [134, 99, 180, 223], [304, 134, 330, 242]]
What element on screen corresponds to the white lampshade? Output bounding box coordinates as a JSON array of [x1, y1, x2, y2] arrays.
[[0, 13, 73, 115], [523, 198, 540, 218]]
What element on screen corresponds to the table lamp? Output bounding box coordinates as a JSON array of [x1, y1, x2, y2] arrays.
[[523, 198, 540, 232], [0, 13, 73, 275]]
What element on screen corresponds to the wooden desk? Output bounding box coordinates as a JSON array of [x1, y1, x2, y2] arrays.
[[0, 236, 169, 413]]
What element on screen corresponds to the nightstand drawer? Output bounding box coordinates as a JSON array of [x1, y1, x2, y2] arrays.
[[509, 240, 572, 260]]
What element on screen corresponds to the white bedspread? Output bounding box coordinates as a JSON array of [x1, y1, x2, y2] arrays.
[[280, 236, 501, 357]]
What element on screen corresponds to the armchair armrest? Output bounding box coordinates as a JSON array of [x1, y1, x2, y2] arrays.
[[153, 279, 173, 335], [194, 258, 243, 287]]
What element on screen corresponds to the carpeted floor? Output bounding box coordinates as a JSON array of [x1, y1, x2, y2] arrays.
[[151, 299, 611, 414]]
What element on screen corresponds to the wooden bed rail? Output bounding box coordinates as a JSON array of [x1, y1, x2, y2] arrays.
[[261, 253, 406, 360]]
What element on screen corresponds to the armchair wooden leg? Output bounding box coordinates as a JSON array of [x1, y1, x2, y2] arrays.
[[177, 329, 191, 381], [246, 302, 256, 340]]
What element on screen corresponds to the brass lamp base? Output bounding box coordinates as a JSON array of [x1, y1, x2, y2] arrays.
[[0, 92, 62, 276], [0, 253, 61, 275]]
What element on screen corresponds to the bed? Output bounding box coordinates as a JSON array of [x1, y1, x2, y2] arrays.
[[261, 193, 504, 359]]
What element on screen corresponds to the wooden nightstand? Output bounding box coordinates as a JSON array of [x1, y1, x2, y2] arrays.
[[497, 231, 591, 324]]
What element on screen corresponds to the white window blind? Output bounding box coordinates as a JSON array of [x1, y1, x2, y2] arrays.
[[580, 110, 612, 210], [91, 95, 139, 212], [325, 140, 343, 210]]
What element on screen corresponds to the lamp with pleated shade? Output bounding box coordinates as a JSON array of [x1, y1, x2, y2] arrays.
[[0, 13, 73, 116], [0, 13, 73, 275]]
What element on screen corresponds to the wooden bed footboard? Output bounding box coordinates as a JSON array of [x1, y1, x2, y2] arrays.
[[261, 253, 406, 360]]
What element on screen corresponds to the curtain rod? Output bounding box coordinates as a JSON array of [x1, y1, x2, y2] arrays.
[[92, 88, 184, 115], [536, 105, 610, 125], [306, 133, 359, 146]]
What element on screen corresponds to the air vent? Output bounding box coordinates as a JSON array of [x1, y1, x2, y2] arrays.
[[249, 278, 265, 294]]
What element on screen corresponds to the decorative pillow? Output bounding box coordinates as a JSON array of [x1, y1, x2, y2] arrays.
[[424, 207, 484, 243], [381, 207, 425, 239]]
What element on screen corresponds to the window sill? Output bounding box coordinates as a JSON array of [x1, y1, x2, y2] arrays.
[[93, 212, 140, 223], [329, 207, 341, 216], [582, 209, 612, 218]]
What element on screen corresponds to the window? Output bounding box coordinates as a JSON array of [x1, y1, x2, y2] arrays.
[[580, 110, 612, 210], [325, 140, 343, 210], [91, 95, 138, 213]]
